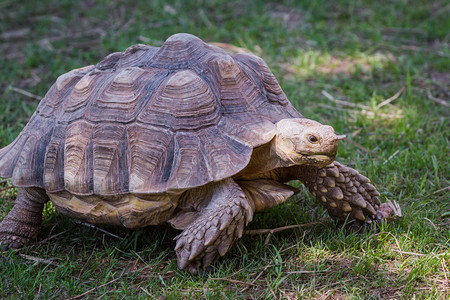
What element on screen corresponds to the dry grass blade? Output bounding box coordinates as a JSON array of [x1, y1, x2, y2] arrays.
[[37, 226, 76, 245], [441, 259, 448, 281], [240, 263, 277, 293], [286, 269, 330, 274], [140, 287, 153, 297], [375, 86, 405, 109], [383, 150, 400, 165], [391, 249, 425, 256], [77, 222, 124, 240], [426, 89, 449, 107], [433, 186, 450, 194], [321, 90, 369, 109], [210, 277, 257, 286], [423, 217, 438, 231], [8, 86, 42, 100], [244, 218, 330, 235], [317, 103, 403, 120], [19, 254, 59, 266], [67, 278, 119, 300]]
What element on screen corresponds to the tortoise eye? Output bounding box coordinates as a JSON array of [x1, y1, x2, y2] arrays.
[[308, 135, 319, 143]]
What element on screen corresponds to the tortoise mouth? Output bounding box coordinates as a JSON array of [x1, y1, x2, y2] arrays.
[[297, 153, 336, 165]]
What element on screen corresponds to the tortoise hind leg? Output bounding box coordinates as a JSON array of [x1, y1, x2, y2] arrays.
[[174, 178, 253, 274], [0, 187, 49, 250]]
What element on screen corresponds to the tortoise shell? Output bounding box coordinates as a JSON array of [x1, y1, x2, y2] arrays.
[[0, 33, 301, 196]]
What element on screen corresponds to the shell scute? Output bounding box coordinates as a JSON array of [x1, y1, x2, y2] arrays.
[[63, 120, 95, 195], [147, 33, 217, 70], [84, 67, 159, 123], [127, 123, 173, 193], [211, 55, 267, 114], [37, 65, 95, 118], [44, 124, 66, 192], [234, 53, 290, 106], [92, 123, 129, 195], [138, 70, 220, 130], [59, 71, 108, 123]]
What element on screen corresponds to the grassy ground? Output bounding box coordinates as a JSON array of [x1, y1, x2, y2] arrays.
[[0, 0, 449, 298]]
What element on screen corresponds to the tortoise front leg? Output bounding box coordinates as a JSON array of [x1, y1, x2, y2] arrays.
[[174, 178, 253, 274], [0, 187, 49, 250], [297, 162, 394, 224]]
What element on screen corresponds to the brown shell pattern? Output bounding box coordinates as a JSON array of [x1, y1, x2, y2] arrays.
[[0, 33, 302, 196]]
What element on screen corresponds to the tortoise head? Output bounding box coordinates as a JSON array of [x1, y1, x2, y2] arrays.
[[274, 118, 345, 166]]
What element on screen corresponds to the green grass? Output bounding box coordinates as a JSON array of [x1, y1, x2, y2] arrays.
[[1, 0, 449, 298]]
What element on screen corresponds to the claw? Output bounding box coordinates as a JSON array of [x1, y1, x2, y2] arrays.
[[235, 222, 244, 238], [217, 238, 233, 256], [204, 227, 221, 246], [231, 206, 241, 218], [202, 252, 217, 268], [0, 236, 26, 251], [173, 233, 182, 241], [219, 214, 233, 231], [189, 239, 206, 261], [226, 224, 236, 236], [174, 239, 184, 251], [177, 251, 190, 270]]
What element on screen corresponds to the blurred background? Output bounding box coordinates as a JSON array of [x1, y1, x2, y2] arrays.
[[1, 0, 448, 132], [0, 0, 448, 298]]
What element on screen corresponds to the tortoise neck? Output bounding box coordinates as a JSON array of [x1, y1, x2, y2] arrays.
[[237, 138, 293, 179]]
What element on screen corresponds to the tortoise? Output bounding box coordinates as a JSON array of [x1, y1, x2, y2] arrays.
[[0, 33, 395, 273]]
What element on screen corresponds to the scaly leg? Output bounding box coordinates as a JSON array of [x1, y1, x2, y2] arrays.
[[0, 187, 49, 250], [297, 162, 394, 225], [174, 178, 253, 274]]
